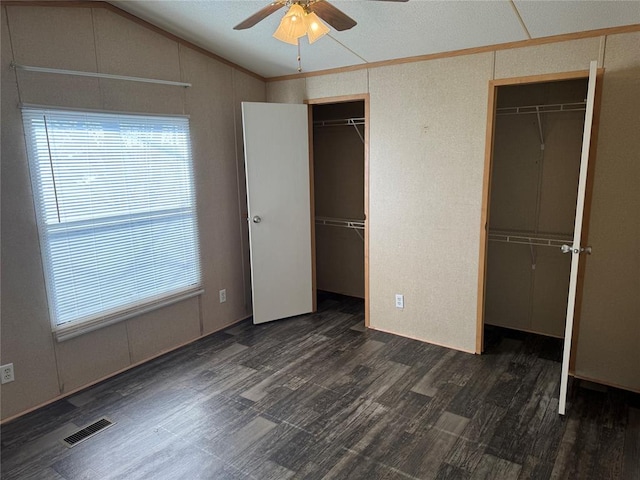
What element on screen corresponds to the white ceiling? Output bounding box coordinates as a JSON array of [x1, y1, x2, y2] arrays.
[[110, 0, 640, 79]]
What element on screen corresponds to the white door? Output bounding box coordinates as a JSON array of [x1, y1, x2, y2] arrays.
[[559, 61, 599, 415], [241, 102, 314, 324]]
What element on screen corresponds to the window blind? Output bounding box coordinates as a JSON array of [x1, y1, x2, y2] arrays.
[[22, 108, 201, 339]]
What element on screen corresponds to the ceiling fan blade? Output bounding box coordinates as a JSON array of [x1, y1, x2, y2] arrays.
[[309, 1, 357, 31], [233, 2, 284, 30]]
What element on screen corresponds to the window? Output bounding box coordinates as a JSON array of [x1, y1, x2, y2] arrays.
[[23, 108, 201, 340]]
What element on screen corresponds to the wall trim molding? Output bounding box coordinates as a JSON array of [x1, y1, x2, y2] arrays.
[[0, 314, 252, 424], [266, 23, 640, 82], [370, 325, 476, 356]]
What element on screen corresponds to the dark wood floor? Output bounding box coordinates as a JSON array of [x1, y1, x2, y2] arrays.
[[2, 293, 639, 480]]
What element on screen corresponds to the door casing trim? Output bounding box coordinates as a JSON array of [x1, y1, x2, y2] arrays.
[[476, 68, 603, 358], [305, 94, 370, 326]]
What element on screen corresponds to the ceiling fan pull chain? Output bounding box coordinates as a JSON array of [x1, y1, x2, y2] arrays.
[[297, 41, 302, 72]]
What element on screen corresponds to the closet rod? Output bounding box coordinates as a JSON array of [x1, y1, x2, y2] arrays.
[[496, 102, 585, 116], [488, 231, 571, 248], [10, 62, 192, 88]]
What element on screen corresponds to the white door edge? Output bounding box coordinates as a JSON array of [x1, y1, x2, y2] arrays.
[[558, 60, 598, 415]]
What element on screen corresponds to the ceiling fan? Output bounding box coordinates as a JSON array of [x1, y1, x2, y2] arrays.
[[234, 0, 408, 45]]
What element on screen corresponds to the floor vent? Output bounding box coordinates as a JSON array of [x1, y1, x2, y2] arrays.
[[62, 417, 115, 448]]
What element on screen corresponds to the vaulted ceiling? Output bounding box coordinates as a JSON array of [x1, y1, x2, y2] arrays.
[[110, 1, 640, 79]]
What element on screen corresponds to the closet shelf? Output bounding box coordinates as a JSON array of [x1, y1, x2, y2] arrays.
[[314, 117, 365, 144], [316, 216, 365, 230], [496, 102, 586, 116], [313, 117, 365, 127], [316, 216, 365, 242], [488, 230, 572, 248]]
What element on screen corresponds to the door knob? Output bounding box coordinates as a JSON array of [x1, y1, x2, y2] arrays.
[[252, 216, 262, 224], [561, 244, 574, 254], [561, 244, 592, 254]]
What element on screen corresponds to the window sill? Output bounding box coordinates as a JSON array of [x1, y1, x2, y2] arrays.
[[53, 287, 204, 342]]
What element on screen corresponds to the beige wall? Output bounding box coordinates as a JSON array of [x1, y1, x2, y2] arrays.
[[268, 34, 639, 391], [368, 55, 492, 352], [575, 32, 640, 390], [0, 5, 266, 420], [270, 53, 494, 352]]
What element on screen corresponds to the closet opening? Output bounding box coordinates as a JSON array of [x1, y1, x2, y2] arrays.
[[480, 75, 591, 358], [309, 97, 368, 324]]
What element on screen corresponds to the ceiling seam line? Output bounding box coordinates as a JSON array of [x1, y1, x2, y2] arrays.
[[327, 34, 369, 63], [509, 0, 532, 40]]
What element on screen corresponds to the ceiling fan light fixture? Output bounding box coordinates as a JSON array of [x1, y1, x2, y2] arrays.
[[273, 3, 307, 45], [305, 12, 330, 44]]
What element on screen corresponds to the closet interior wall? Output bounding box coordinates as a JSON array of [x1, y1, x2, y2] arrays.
[[485, 79, 589, 338], [312, 101, 365, 298]]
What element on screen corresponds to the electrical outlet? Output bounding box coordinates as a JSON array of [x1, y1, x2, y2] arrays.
[[1, 363, 14, 384], [395, 294, 404, 309], [219, 289, 226, 303]]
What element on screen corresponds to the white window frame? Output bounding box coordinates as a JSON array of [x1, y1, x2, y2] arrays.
[[22, 106, 203, 341]]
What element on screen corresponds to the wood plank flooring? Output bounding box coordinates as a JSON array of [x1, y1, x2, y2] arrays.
[[1, 293, 638, 479]]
